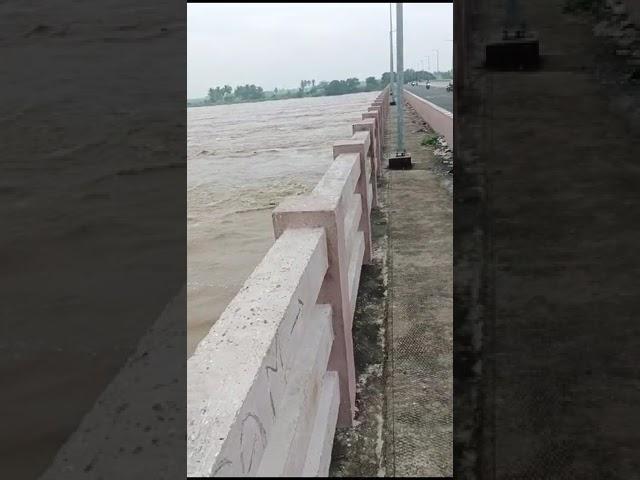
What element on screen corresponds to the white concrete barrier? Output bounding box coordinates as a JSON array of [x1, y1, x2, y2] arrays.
[[188, 228, 331, 477], [404, 89, 453, 148], [188, 86, 391, 477], [273, 152, 364, 428], [333, 131, 375, 264]]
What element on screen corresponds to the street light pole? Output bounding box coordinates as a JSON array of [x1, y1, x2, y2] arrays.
[[396, 2, 404, 153], [389, 3, 395, 105], [388, 2, 411, 169], [486, 0, 538, 70], [506, 0, 521, 36], [432, 49, 440, 76]]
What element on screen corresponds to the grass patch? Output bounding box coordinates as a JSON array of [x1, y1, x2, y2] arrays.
[[421, 134, 439, 147]]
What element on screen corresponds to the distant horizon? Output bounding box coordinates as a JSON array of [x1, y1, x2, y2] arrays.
[[187, 69, 453, 100], [188, 3, 453, 98]]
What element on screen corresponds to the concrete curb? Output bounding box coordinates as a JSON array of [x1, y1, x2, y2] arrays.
[[403, 89, 453, 148]]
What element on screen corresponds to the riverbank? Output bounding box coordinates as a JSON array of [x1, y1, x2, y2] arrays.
[[187, 88, 384, 108]]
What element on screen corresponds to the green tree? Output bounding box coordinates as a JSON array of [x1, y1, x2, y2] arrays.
[[208, 87, 224, 103], [345, 77, 360, 91], [365, 76, 380, 91], [234, 84, 264, 101], [325, 80, 341, 96], [404, 69, 417, 83], [324, 78, 361, 96]]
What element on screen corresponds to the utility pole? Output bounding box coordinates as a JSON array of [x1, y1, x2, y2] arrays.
[[432, 49, 440, 76], [389, 2, 411, 169], [505, 0, 522, 37], [486, 0, 539, 69], [396, 3, 404, 153], [389, 3, 395, 105]]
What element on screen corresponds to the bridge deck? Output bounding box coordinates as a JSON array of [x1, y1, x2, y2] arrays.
[[384, 96, 453, 477], [329, 95, 452, 477], [404, 83, 453, 114], [456, 0, 640, 477]]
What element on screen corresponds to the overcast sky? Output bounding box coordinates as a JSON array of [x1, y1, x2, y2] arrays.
[[188, 2, 453, 98]]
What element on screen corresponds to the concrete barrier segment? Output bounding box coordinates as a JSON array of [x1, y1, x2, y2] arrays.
[[367, 105, 384, 154], [362, 111, 382, 172], [333, 137, 374, 265], [187, 227, 329, 477], [301, 371, 340, 477], [403, 89, 453, 148], [355, 123, 378, 186], [257, 304, 333, 477], [352, 118, 380, 185], [272, 154, 361, 427]]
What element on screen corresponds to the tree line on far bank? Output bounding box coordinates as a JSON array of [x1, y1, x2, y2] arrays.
[[190, 69, 453, 107]]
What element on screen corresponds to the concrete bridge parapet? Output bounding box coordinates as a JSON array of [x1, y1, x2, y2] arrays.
[[188, 86, 391, 477], [404, 88, 453, 148]]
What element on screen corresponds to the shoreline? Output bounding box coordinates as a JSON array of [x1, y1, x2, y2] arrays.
[[187, 89, 383, 108]]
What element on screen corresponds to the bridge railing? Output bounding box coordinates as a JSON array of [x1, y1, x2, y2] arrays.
[[188, 86, 390, 477], [404, 88, 453, 148]]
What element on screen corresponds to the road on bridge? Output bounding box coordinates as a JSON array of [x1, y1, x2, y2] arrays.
[[403, 83, 453, 114]]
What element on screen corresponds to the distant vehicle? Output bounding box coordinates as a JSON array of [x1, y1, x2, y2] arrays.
[[446, 81, 453, 92], [411, 81, 417, 86], [425, 80, 431, 89]]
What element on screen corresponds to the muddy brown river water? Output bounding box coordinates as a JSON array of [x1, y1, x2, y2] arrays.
[[187, 91, 378, 355]]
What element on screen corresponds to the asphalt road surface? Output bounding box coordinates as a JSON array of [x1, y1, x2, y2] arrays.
[[403, 84, 453, 113]]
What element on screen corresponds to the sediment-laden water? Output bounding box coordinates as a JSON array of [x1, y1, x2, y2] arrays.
[[188, 91, 378, 355]]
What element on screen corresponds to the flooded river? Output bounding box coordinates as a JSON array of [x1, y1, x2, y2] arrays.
[[187, 91, 378, 355]]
